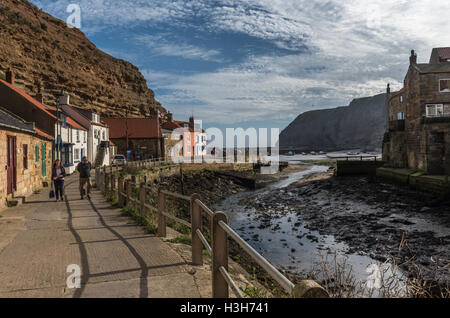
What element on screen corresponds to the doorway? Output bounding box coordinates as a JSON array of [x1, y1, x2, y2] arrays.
[[6, 136, 17, 195]]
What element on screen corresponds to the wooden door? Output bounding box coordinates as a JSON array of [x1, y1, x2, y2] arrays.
[[6, 136, 17, 194]]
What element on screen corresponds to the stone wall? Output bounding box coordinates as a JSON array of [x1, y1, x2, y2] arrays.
[[0, 129, 52, 210]]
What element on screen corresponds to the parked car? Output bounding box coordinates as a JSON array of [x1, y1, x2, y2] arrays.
[[112, 154, 127, 165]]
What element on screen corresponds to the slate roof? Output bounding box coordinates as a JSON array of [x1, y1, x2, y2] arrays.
[[0, 106, 54, 140]]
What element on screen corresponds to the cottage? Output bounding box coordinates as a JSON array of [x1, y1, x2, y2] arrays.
[[162, 114, 207, 160], [0, 107, 53, 210], [102, 118, 163, 160], [383, 48, 450, 174], [60, 104, 111, 167], [0, 69, 88, 174]]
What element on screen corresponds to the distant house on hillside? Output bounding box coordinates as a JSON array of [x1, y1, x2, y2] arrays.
[[0, 106, 53, 210], [383, 48, 450, 174], [102, 118, 163, 160]]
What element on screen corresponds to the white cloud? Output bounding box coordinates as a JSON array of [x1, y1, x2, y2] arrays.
[[31, 0, 450, 126], [136, 35, 223, 62]]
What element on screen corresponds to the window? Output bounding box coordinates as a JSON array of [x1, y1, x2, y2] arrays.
[[440, 79, 450, 93], [23, 144, 28, 169], [35, 144, 39, 163], [400, 96, 404, 103], [397, 112, 404, 120], [76, 130, 80, 142], [102, 130, 105, 140], [61, 145, 73, 166], [74, 149, 80, 161], [426, 104, 444, 117]]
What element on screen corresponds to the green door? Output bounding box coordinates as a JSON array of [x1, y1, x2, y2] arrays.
[[41, 143, 46, 177]]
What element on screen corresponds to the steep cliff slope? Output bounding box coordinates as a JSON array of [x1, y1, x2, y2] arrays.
[[0, 0, 164, 117], [280, 93, 387, 151]]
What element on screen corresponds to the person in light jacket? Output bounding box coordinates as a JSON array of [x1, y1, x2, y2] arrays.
[[52, 159, 66, 202]]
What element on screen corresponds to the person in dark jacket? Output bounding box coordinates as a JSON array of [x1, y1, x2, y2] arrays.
[[52, 159, 66, 202], [77, 156, 92, 199]]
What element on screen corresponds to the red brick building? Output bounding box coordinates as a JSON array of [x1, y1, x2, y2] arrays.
[[383, 48, 450, 174]]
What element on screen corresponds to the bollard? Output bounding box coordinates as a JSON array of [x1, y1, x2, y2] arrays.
[[190, 194, 202, 266], [212, 211, 229, 298], [118, 176, 124, 208], [157, 189, 166, 237], [139, 182, 146, 218]]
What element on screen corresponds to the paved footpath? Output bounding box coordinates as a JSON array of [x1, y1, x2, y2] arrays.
[[0, 175, 203, 298]]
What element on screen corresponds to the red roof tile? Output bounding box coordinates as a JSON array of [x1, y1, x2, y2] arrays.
[[103, 118, 162, 139], [162, 121, 182, 131], [436, 47, 450, 60], [0, 79, 56, 119], [44, 105, 87, 131], [34, 127, 54, 140], [0, 79, 86, 131]]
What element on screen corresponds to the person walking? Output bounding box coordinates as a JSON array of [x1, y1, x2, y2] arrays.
[[77, 156, 92, 200], [52, 159, 66, 202]]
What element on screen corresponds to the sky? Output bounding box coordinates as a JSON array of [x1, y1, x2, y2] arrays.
[[30, 0, 450, 132]]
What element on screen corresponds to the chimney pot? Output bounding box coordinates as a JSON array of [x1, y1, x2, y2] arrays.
[[5, 68, 15, 85], [58, 92, 70, 106], [410, 50, 417, 65]]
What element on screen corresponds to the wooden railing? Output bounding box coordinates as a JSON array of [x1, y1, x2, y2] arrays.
[[95, 161, 328, 298]]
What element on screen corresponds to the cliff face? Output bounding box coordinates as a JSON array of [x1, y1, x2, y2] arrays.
[[0, 0, 164, 117], [280, 93, 387, 151]]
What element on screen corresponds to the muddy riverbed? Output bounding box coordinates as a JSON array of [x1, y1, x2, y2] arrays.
[[215, 165, 450, 291]]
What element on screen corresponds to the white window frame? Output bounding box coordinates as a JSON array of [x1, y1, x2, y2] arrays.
[[397, 112, 404, 120], [426, 104, 444, 117], [400, 95, 403, 103]]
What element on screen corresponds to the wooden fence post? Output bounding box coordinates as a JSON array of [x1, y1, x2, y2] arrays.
[[139, 182, 146, 218], [103, 166, 107, 192], [104, 172, 110, 196], [157, 189, 166, 237], [118, 176, 124, 208], [190, 194, 202, 266], [126, 180, 132, 208], [111, 173, 115, 193], [292, 281, 329, 298], [94, 168, 99, 188], [212, 211, 229, 298]]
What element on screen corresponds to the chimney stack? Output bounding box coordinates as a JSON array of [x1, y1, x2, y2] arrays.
[[36, 85, 44, 104], [167, 111, 173, 122], [58, 89, 70, 106], [189, 115, 194, 127], [410, 50, 417, 65], [5, 68, 15, 85], [386, 83, 391, 96]]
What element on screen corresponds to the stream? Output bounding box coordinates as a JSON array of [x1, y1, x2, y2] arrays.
[[215, 164, 407, 295]]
